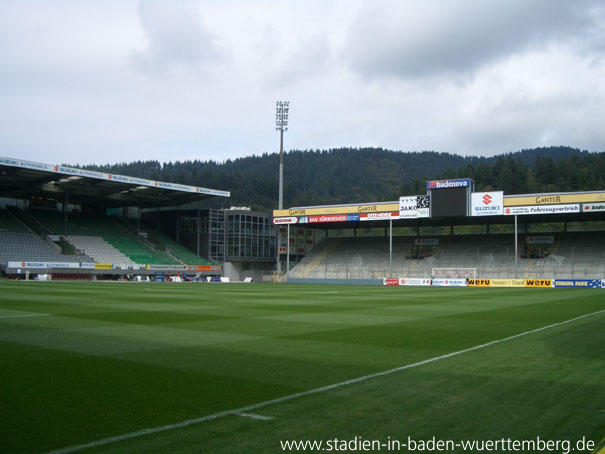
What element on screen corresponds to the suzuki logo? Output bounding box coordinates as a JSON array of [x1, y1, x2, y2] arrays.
[[482, 194, 493, 205]]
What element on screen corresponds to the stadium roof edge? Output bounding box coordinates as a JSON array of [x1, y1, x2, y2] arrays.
[[0, 156, 230, 208]]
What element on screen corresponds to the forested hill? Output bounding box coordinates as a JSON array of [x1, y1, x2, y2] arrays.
[[80, 146, 604, 211]]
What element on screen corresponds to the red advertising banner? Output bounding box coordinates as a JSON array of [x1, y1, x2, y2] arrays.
[[384, 278, 400, 286]]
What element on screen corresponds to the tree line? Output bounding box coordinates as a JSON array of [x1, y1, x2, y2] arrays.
[[78, 146, 604, 211]]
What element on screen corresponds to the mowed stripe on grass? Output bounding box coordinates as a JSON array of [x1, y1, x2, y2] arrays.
[[0, 282, 603, 453]]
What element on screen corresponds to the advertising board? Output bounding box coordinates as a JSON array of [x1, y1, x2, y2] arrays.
[[399, 278, 431, 286], [383, 278, 400, 286], [309, 215, 348, 223], [360, 212, 400, 221], [504, 192, 605, 207], [490, 279, 525, 288], [399, 196, 418, 219], [426, 178, 472, 189], [467, 279, 491, 287], [582, 203, 605, 212], [431, 278, 467, 287], [503, 204, 580, 216], [417, 195, 430, 218], [526, 236, 554, 244], [553, 279, 603, 288], [471, 191, 503, 216], [414, 239, 439, 246], [273, 203, 400, 218], [273, 217, 297, 224], [524, 279, 553, 288], [8, 261, 81, 269]]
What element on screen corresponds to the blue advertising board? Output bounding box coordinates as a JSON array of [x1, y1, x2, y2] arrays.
[[553, 279, 604, 288]]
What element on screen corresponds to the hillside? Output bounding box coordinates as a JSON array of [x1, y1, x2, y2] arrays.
[[80, 146, 604, 211]]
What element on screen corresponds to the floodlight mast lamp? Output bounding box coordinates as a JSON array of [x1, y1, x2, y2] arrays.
[[275, 101, 289, 274], [276, 101, 289, 210]]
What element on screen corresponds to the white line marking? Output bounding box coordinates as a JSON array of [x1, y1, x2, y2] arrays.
[[46, 309, 605, 454], [0, 314, 51, 319], [236, 413, 273, 421], [0, 309, 51, 319]]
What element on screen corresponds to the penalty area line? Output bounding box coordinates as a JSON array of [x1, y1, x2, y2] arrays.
[[46, 308, 605, 454]]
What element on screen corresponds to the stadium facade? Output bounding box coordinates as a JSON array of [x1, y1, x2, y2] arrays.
[[1, 157, 604, 284]]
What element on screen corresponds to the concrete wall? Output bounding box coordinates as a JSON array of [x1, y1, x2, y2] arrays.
[[287, 278, 382, 285]]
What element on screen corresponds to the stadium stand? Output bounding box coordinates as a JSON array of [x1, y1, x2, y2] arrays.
[[288, 232, 605, 280], [0, 209, 30, 233], [142, 231, 214, 266], [0, 232, 78, 264], [27, 210, 178, 265], [65, 235, 134, 265]]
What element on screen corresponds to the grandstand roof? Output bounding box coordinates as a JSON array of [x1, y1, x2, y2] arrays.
[[0, 157, 230, 208]]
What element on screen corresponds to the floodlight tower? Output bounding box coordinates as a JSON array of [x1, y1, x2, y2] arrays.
[[276, 101, 289, 210], [275, 101, 289, 273]]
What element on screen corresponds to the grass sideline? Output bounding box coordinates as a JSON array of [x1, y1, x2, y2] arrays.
[[0, 281, 603, 453]]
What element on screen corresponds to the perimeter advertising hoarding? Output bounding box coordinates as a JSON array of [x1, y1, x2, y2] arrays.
[[431, 278, 467, 287], [8, 261, 81, 269], [467, 279, 526, 287], [503, 204, 580, 216], [491, 279, 525, 288], [467, 279, 491, 287], [524, 279, 553, 288], [399, 278, 431, 286], [553, 279, 604, 288], [471, 191, 504, 216], [384, 278, 400, 286]]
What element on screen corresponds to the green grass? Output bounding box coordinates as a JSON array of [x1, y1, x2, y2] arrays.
[[0, 282, 603, 453]]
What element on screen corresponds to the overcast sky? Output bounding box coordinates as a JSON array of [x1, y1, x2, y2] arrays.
[[1, 0, 604, 166]]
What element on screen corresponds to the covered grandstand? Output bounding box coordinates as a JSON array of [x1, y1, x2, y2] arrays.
[[0, 157, 229, 279], [273, 178, 605, 284]]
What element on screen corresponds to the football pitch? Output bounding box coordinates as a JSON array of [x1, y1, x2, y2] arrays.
[[0, 281, 603, 454]]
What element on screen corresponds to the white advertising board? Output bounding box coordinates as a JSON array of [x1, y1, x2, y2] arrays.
[[471, 191, 503, 216]]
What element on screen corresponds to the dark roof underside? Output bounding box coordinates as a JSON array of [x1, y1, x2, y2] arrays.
[[0, 165, 225, 208]]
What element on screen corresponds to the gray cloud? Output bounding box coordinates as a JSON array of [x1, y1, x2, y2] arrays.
[[131, 0, 224, 74], [344, 0, 601, 80]]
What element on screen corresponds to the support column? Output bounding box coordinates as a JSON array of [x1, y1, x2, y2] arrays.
[[389, 220, 393, 277], [286, 224, 290, 278], [514, 215, 518, 278], [176, 206, 180, 243], [197, 201, 201, 256]]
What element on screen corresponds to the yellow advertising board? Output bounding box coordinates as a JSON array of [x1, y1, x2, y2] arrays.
[[504, 192, 605, 207], [273, 203, 400, 218], [94, 263, 113, 270], [490, 279, 525, 288], [524, 279, 552, 288], [467, 279, 491, 287]]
